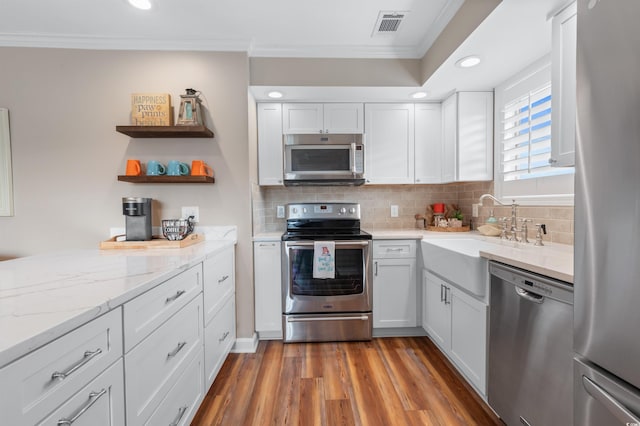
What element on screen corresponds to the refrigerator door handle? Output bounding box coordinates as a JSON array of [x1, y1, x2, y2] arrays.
[[582, 376, 640, 424]]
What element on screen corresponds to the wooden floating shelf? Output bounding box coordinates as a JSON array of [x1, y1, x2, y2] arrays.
[[117, 175, 215, 184], [115, 125, 214, 138]]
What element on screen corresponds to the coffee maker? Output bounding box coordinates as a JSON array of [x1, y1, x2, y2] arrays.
[[122, 197, 152, 241]]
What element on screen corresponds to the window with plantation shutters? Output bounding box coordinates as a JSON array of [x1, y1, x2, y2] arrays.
[[494, 55, 574, 205]]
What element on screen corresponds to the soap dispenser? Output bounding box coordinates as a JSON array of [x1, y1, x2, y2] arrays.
[[487, 209, 498, 225]]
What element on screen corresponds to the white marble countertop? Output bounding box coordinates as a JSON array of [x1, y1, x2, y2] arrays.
[[0, 228, 236, 369], [252, 232, 283, 242], [372, 228, 574, 283]]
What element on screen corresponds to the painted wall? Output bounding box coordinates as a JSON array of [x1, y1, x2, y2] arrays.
[[0, 47, 256, 338]]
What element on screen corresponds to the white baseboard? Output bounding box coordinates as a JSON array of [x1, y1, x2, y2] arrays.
[[257, 330, 283, 340], [231, 333, 259, 353]]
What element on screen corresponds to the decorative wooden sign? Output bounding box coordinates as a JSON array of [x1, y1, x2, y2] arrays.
[[130, 93, 173, 126]]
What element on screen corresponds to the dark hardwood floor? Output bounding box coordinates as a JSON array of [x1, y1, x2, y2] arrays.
[[192, 337, 501, 426]]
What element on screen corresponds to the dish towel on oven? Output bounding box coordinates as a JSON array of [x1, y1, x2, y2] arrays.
[[313, 241, 335, 279]]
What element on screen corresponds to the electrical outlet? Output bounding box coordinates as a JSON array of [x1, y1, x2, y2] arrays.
[[276, 205, 285, 219], [472, 203, 479, 217], [390, 205, 399, 218], [181, 206, 200, 223]]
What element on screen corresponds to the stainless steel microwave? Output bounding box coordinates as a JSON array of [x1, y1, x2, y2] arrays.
[[283, 134, 365, 186]]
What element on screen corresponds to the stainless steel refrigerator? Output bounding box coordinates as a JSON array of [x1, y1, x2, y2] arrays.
[[574, 0, 640, 424]]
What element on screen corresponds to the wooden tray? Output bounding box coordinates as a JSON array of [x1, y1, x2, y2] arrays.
[[100, 233, 204, 250], [427, 226, 471, 233]]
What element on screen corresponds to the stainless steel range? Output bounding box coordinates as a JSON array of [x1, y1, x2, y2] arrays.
[[281, 202, 372, 343]]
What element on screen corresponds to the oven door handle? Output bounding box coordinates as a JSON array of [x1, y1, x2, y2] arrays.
[[286, 241, 370, 248], [286, 316, 370, 322]]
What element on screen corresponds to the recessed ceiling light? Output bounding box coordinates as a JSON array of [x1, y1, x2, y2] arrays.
[[455, 55, 481, 68], [128, 0, 152, 10], [411, 91, 428, 99], [267, 91, 283, 99]]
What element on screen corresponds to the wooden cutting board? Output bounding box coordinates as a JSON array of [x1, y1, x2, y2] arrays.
[[100, 233, 204, 250], [427, 226, 471, 233]]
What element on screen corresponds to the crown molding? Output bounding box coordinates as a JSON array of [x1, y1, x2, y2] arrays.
[[0, 33, 431, 58], [0, 32, 251, 52], [416, 0, 465, 57]]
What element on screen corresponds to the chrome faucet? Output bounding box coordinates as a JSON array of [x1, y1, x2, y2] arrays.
[[479, 194, 520, 241], [479, 193, 505, 206]]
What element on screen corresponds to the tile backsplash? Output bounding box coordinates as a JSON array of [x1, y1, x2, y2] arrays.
[[252, 181, 574, 245]]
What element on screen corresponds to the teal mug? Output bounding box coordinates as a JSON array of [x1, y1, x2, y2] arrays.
[[146, 160, 166, 176], [167, 160, 190, 176]]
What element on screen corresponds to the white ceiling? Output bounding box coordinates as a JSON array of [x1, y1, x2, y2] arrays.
[[251, 0, 572, 102], [0, 0, 462, 58]]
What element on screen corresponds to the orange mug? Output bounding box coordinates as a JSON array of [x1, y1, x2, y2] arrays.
[[191, 160, 213, 177], [125, 159, 142, 176]]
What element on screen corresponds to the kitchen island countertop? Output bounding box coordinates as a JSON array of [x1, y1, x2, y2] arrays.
[[0, 234, 236, 369]]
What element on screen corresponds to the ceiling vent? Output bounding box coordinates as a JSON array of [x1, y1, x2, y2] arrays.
[[372, 11, 408, 36]]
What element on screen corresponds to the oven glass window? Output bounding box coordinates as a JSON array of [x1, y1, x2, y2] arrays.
[[290, 248, 364, 296], [290, 149, 350, 172]]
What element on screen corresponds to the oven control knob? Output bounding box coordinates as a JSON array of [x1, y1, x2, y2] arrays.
[[349, 208, 356, 214], [302, 208, 308, 213], [340, 207, 347, 214], [292, 207, 298, 214]]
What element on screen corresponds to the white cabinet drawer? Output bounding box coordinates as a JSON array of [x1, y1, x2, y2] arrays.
[[0, 308, 122, 425], [145, 351, 204, 426], [203, 246, 235, 325], [204, 292, 236, 388], [125, 296, 203, 426], [37, 358, 125, 426], [124, 263, 202, 352], [373, 240, 417, 258]]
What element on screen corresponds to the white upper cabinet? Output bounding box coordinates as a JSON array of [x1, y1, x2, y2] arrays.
[[551, 1, 577, 167], [257, 103, 284, 186], [441, 92, 494, 182], [364, 103, 415, 184], [282, 103, 364, 134], [414, 103, 443, 184]]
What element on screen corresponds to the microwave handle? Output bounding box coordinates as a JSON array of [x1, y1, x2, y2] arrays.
[[351, 143, 357, 173]]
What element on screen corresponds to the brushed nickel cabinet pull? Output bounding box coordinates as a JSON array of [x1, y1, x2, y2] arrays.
[[218, 331, 230, 343], [169, 405, 189, 426], [167, 341, 187, 359], [166, 290, 186, 304], [51, 348, 102, 380], [56, 388, 107, 425], [218, 275, 229, 284]]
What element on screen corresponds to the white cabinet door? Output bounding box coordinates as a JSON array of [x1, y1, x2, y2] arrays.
[[457, 92, 493, 181], [373, 257, 417, 328], [423, 273, 451, 350], [441, 95, 457, 183], [257, 103, 284, 185], [365, 103, 415, 184], [253, 241, 282, 339], [204, 293, 236, 388], [450, 286, 487, 395], [203, 245, 235, 325], [414, 103, 443, 184], [282, 103, 323, 134], [441, 92, 493, 182], [323, 103, 364, 133], [551, 1, 577, 167]]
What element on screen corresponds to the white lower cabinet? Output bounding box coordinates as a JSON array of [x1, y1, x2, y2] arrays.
[[373, 240, 417, 328], [423, 270, 487, 396], [125, 295, 203, 425], [0, 308, 123, 426], [204, 292, 236, 388], [38, 359, 125, 426], [253, 241, 283, 339], [146, 350, 204, 426]]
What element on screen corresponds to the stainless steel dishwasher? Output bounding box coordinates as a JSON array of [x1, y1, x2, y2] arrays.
[[488, 261, 573, 426]]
